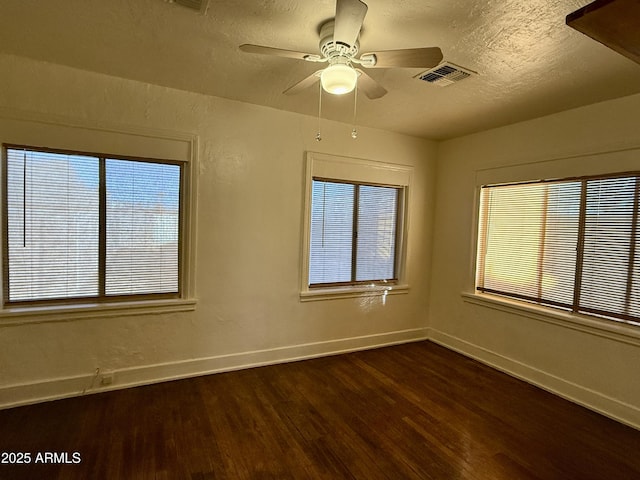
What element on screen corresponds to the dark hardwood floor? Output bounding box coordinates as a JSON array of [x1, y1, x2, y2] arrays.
[[1, 341, 639, 479]]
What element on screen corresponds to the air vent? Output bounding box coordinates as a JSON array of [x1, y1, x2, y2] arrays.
[[172, 0, 208, 13], [415, 62, 476, 87]]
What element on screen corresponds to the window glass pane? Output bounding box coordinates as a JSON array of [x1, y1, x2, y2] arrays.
[[579, 177, 636, 317], [6, 149, 99, 301], [356, 185, 398, 281], [480, 184, 548, 298], [309, 180, 354, 285], [540, 182, 581, 305], [478, 181, 580, 307], [105, 159, 180, 295]]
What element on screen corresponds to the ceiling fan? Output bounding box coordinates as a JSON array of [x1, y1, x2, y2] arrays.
[[239, 0, 443, 100]]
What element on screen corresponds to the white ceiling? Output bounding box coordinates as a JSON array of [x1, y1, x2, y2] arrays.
[[1, 0, 639, 139]]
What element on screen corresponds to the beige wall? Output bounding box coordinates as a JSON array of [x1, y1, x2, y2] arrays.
[[429, 93, 640, 428], [2, 51, 639, 429], [0, 53, 437, 406]]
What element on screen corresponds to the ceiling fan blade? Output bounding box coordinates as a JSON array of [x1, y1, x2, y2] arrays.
[[362, 47, 443, 68], [334, 0, 368, 47], [239, 44, 315, 61], [356, 69, 387, 99], [283, 71, 322, 95]]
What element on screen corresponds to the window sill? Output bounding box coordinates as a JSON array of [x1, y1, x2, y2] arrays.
[[0, 298, 197, 326], [300, 284, 409, 302], [461, 291, 640, 347]]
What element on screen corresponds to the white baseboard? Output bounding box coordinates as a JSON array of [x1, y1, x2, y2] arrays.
[[0, 327, 428, 410], [428, 328, 640, 430], [5, 326, 638, 431]]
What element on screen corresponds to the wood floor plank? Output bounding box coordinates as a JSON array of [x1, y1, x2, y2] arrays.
[[0, 341, 639, 479]]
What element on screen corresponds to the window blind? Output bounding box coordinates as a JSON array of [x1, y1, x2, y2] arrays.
[[356, 185, 398, 282], [477, 173, 640, 324], [309, 181, 354, 285], [105, 159, 180, 296], [309, 179, 399, 287], [4, 147, 181, 304], [579, 176, 639, 320], [6, 149, 100, 301]]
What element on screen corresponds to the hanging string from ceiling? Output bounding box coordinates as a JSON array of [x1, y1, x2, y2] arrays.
[[351, 80, 358, 139], [316, 80, 323, 142], [315, 76, 360, 141]]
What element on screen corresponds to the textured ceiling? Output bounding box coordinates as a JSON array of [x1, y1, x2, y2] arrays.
[[1, 0, 639, 139]]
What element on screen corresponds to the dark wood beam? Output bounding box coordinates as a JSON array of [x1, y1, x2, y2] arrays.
[[567, 0, 640, 65]]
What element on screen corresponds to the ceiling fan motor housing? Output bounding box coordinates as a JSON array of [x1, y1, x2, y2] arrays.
[[319, 20, 359, 63]]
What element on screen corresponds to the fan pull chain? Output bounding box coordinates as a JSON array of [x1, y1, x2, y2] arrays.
[[316, 81, 322, 141], [351, 81, 358, 139]]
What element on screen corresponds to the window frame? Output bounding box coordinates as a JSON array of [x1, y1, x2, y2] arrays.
[[475, 170, 640, 327], [2, 144, 186, 307], [0, 111, 197, 323], [300, 152, 412, 302], [0, 131, 197, 325], [309, 177, 403, 288]]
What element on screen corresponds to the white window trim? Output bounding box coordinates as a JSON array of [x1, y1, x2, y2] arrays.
[[0, 298, 197, 325], [300, 284, 410, 302], [0, 107, 198, 322], [466, 145, 640, 341], [462, 291, 640, 347], [300, 151, 412, 301]]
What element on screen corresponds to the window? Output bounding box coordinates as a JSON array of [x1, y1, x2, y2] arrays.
[[309, 179, 400, 286], [3, 146, 183, 305], [301, 152, 411, 299], [476, 172, 640, 325]]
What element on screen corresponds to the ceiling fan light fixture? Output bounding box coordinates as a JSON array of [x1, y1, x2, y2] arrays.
[[320, 64, 357, 95]]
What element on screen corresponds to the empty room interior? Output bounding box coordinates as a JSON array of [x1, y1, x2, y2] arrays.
[[1, 0, 640, 478]]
